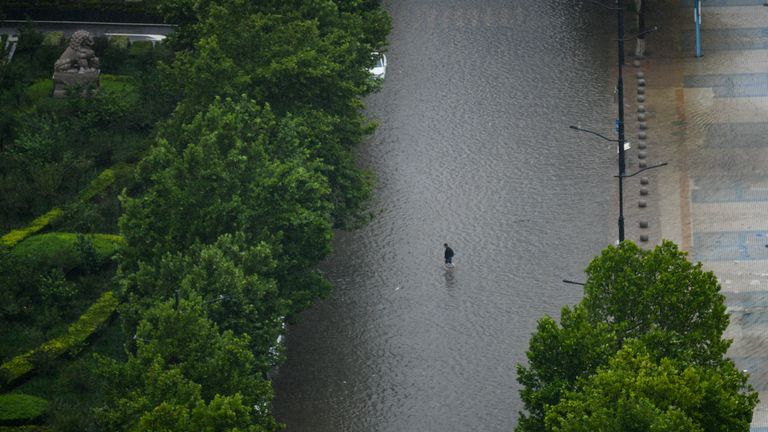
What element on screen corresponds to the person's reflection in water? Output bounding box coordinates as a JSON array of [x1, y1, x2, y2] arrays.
[[444, 266, 456, 289]]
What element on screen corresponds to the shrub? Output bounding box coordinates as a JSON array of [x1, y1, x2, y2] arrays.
[[0, 209, 63, 248], [1, 163, 125, 249], [40, 32, 62, 47], [77, 168, 115, 202], [38, 268, 76, 303], [128, 41, 153, 58], [0, 394, 48, 426], [109, 36, 129, 50], [0, 291, 118, 387], [24, 80, 52, 101], [11, 233, 123, 272]]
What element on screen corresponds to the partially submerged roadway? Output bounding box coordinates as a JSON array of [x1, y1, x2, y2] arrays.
[[628, 2, 768, 430]]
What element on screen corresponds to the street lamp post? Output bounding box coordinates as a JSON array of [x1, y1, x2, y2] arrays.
[[616, 0, 627, 242], [572, 0, 658, 242], [571, 125, 627, 241], [570, 125, 666, 243]]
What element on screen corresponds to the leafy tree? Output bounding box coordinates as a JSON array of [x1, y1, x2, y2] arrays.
[[516, 241, 736, 432], [153, 0, 388, 226], [136, 393, 272, 432], [544, 342, 757, 432], [120, 233, 287, 372], [95, 297, 277, 431], [516, 306, 618, 432], [119, 97, 333, 314], [581, 241, 729, 364]]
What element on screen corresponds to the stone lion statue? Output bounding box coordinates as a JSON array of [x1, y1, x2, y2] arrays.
[[53, 30, 100, 73]]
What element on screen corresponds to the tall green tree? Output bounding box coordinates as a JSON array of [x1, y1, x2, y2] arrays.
[[120, 233, 287, 372], [154, 0, 389, 226], [516, 241, 738, 432], [119, 97, 333, 315], [96, 297, 277, 431], [581, 240, 729, 364], [544, 342, 757, 432]]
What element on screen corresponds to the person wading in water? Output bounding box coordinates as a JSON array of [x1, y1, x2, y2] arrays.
[[444, 243, 455, 268]]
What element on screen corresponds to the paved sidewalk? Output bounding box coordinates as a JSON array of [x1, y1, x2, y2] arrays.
[[634, 1, 768, 428]]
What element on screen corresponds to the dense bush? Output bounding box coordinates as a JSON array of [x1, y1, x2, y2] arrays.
[[0, 209, 62, 248], [11, 232, 122, 272], [0, 394, 47, 426], [0, 163, 126, 247]]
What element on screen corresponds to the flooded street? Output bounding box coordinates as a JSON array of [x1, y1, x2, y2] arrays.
[[273, 1, 619, 430]]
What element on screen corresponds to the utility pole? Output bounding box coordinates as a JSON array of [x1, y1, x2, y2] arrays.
[[616, 0, 626, 242]]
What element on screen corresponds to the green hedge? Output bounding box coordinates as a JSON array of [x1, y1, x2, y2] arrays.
[[11, 233, 124, 271], [0, 291, 118, 387], [0, 163, 127, 249], [0, 209, 63, 249], [0, 394, 47, 426]]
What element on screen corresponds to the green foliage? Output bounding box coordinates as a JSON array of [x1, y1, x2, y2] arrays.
[[135, 393, 270, 432], [11, 232, 123, 272], [121, 233, 285, 372], [0, 162, 124, 247], [40, 32, 62, 47], [109, 36, 129, 50], [95, 298, 277, 431], [156, 0, 388, 226], [544, 342, 757, 432], [516, 306, 618, 432], [582, 240, 729, 363], [0, 209, 63, 248], [24, 81, 52, 101], [0, 291, 118, 387], [38, 268, 76, 303], [0, 34, 153, 230], [120, 98, 333, 314], [77, 168, 116, 202], [516, 241, 744, 432], [0, 394, 48, 426]]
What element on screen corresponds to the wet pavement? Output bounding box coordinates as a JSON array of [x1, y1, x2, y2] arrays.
[[271, 1, 621, 431], [632, 1, 768, 429]]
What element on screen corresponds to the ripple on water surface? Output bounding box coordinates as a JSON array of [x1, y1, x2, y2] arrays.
[[273, 1, 617, 431]]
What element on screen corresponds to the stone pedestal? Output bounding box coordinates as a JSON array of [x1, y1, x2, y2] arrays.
[[52, 70, 100, 98]]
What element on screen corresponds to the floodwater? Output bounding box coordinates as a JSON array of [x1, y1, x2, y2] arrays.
[[273, 1, 618, 430]]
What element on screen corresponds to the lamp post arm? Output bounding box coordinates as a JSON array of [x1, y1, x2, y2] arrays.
[[615, 162, 668, 178], [569, 125, 619, 142], [562, 279, 586, 286]]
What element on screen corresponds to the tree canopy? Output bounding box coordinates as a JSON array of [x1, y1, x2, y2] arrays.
[[544, 342, 757, 432], [516, 241, 756, 432]]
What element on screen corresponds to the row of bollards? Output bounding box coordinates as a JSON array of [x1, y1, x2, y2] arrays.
[[635, 64, 650, 243]]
